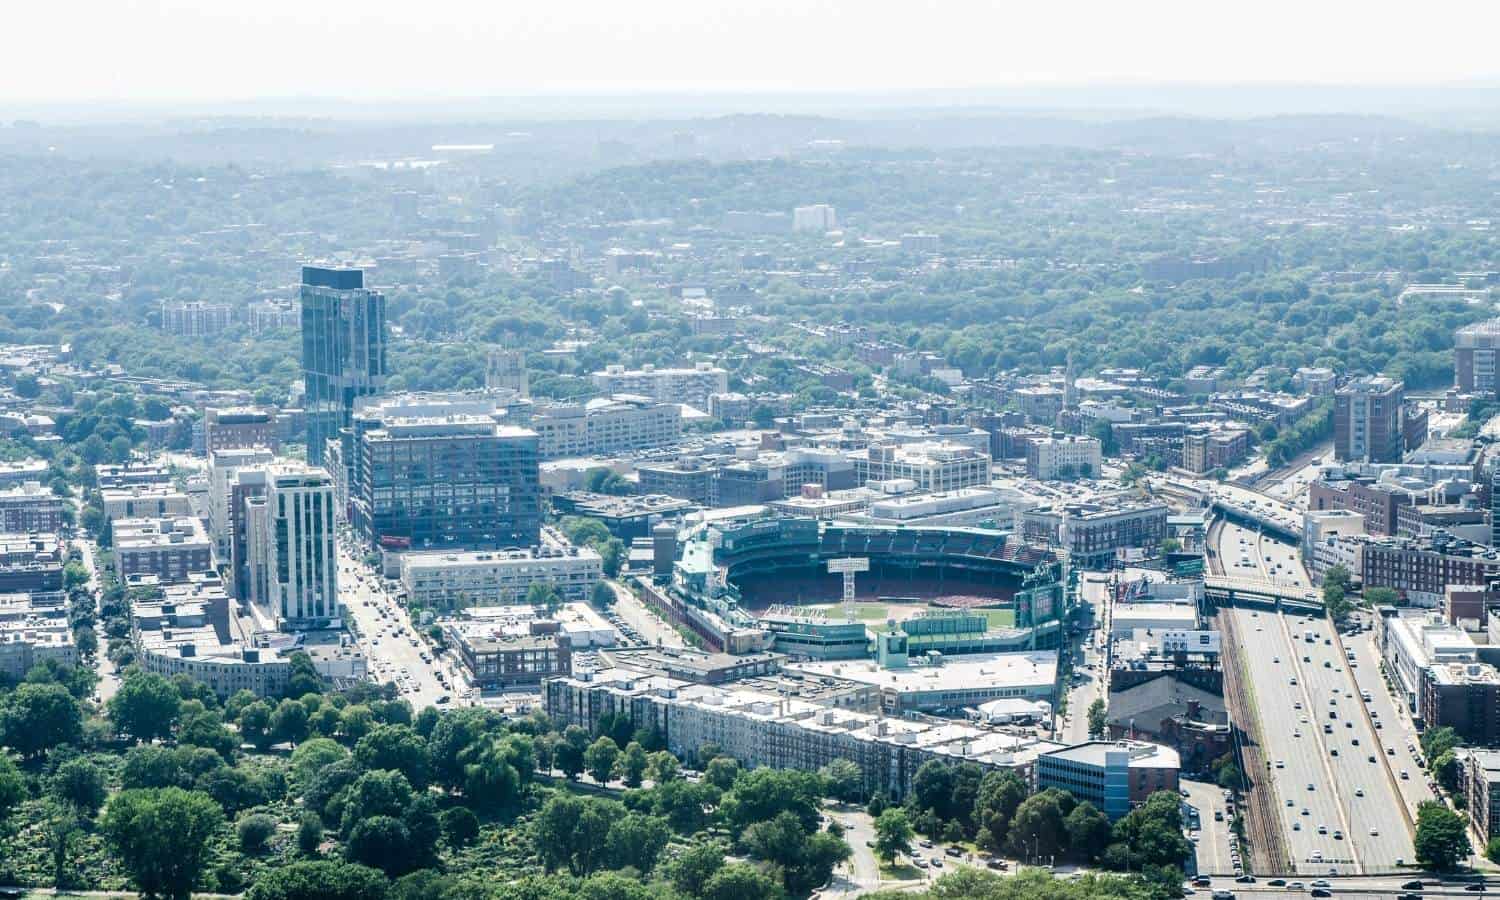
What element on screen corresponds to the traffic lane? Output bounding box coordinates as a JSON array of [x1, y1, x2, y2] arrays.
[[1345, 627, 1433, 817], [338, 560, 451, 711], [1234, 609, 1347, 870], [1296, 614, 1413, 869], [1241, 608, 1365, 872]]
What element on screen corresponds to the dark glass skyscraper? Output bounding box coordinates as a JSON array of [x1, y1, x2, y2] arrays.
[[300, 266, 388, 465]]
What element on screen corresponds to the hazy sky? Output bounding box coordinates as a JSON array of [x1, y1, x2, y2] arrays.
[[9, 0, 1500, 103]]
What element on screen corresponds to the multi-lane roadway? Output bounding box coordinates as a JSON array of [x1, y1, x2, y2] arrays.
[[1209, 483, 1420, 875], [338, 541, 470, 711]]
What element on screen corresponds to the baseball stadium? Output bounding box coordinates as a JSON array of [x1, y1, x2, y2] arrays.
[[660, 514, 1068, 654]]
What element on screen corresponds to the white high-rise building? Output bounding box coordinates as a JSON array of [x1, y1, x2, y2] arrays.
[[207, 448, 277, 560], [793, 204, 838, 233], [248, 464, 337, 629]]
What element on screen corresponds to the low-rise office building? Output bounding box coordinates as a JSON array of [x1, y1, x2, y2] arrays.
[[400, 545, 602, 608], [100, 484, 193, 521], [0, 592, 75, 681], [784, 650, 1058, 715], [1022, 498, 1170, 569], [1035, 740, 1181, 820], [545, 665, 1066, 801], [0, 482, 65, 533], [113, 517, 213, 584], [1027, 435, 1102, 481], [0, 534, 66, 593]]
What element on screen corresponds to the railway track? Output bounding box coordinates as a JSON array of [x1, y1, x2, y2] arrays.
[[1218, 607, 1292, 875]]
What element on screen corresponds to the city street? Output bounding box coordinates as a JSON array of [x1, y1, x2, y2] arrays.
[[609, 579, 684, 649], [337, 541, 464, 711], [1183, 778, 1237, 875], [70, 533, 120, 704], [1060, 571, 1110, 744]]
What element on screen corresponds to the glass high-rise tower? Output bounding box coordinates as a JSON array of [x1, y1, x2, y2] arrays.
[[300, 266, 387, 465]]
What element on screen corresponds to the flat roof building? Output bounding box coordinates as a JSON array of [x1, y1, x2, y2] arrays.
[[1036, 740, 1181, 820]]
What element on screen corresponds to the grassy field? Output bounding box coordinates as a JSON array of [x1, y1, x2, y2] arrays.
[[809, 602, 1016, 632]]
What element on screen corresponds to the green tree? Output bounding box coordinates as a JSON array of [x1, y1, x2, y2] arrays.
[[1414, 800, 1471, 871], [619, 740, 650, 788], [701, 863, 782, 900], [50, 755, 107, 816], [664, 840, 726, 896], [1365, 586, 1399, 607], [974, 769, 1027, 852], [1487, 836, 1500, 865], [1433, 749, 1461, 793], [107, 671, 182, 743], [874, 807, 914, 863], [238, 812, 278, 853], [1422, 725, 1460, 761], [705, 754, 740, 792], [102, 787, 224, 900], [556, 724, 589, 780], [441, 805, 479, 848], [354, 724, 431, 789], [591, 581, 616, 607], [296, 811, 324, 856], [1323, 582, 1352, 620], [246, 860, 389, 900], [0, 753, 26, 819], [525, 581, 562, 613], [605, 812, 672, 873], [1008, 789, 1069, 861], [820, 757, 864, 802], [585, 735, 621, 784], [648, 749, 681, 785], [347, 815, 415, 877], [271, 697, 311, 747], [238, 700, 274, 751], [289, 737, 348, 788], [1064, 801, 1112, 862], [1087, 698, 1107, 737], [2, 681, 83, 759], [338, 768, 414, 838]]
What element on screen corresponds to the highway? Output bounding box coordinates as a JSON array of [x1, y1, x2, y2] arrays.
[[1212, 487, 1413, 875]]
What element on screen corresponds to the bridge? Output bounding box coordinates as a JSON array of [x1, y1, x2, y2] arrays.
[[1209, 496, 1301, 543], [1204, 575, 1321, 613]]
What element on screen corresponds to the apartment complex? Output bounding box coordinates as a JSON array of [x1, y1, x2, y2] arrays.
[[1455, 318, 1500, 397], [348, 412, 542, 551], [1026, 435, 1102, 480], [203, 406, 279, 454], [0, 482, 65, 533], [1334, 375, 1404, 463], [1182, 427, 1250, 474], [545, 665, 1066, 801], [591, 362, 728, 411], [530, 395, 681, 459], [160, 301, 232, 337], [100, 484, 192, 522], [300, 266, 388, 466], [113, 517, 213, 583], [399, 545, 602, 608], [246, 464, 338, 628]]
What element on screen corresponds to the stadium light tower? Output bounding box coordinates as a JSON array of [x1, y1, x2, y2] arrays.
[[827, 557, 869, 621]]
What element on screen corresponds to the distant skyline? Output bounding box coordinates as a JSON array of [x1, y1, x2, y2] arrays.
[[9, 0, 1500, 107]]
